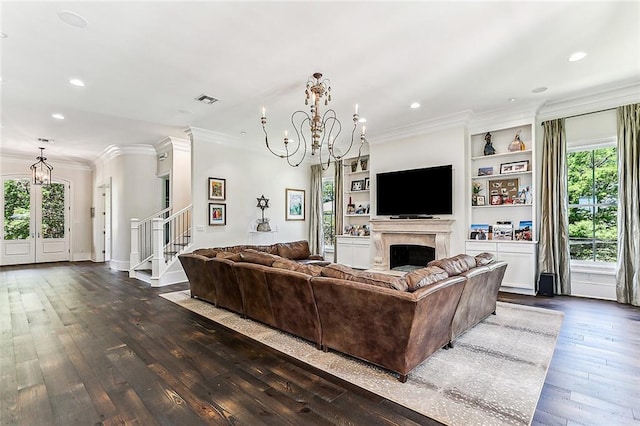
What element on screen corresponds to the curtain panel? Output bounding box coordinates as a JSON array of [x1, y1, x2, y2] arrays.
[[616, 103, 640, 306], [539, 119, 572, 295], [334, 160, 343, 263], [309, 164, 324, 256]]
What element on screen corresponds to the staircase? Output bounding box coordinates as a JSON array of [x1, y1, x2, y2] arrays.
[[129, 205, 193, 286]]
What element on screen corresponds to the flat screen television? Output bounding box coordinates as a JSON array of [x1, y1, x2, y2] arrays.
[[376, 164, 453, 217]]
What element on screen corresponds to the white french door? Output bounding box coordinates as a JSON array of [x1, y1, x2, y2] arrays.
[[1, 177, 70, 265]]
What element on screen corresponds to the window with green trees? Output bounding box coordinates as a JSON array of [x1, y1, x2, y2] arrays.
[[322, 178, 335, 249], [3, 179, 31, 240], [42, 183, 65, 239], [567, 146, 617, 262]]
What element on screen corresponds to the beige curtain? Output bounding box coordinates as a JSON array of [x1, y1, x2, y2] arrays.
[[539, 119, 571, 294], [334, 160, 343, 263], [616, 103, 640, 306], [308, 164, 324, 256]]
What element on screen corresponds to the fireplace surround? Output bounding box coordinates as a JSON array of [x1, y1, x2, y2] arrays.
[[369, 218, 454, 271]]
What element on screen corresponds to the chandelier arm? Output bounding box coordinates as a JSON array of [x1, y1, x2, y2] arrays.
[[263, 123, 290, 159], [286, 111, 310, 167]]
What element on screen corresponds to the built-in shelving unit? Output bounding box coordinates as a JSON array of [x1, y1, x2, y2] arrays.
[[466, 122, 538, 295], [336, 156, 371, 269]]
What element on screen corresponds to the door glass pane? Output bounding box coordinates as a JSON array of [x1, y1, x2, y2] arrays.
[[42, 183, 65, 239], [3, 179, 31, 240]]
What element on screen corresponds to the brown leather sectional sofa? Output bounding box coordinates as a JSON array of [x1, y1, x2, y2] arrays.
[[178, 240, 507, 382]]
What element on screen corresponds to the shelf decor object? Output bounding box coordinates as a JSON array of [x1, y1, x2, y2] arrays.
[[256, 194, 271, 232], [500, 160, 529, 174], [261, 72, 368, 170]]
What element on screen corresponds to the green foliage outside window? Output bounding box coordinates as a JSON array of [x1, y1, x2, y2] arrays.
[[567, 146, 617, 262], [42, 183, 65, 239], [3, 179, 31, 240], [322, 179, 335, 248]]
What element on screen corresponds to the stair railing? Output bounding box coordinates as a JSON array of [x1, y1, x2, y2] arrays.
[[151, 204, 193, 279], [130, 207, 172, 272]]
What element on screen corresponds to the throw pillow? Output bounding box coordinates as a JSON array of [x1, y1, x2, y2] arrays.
[[348, 271, 409, 292], [475, 252, 495, 266], [320, 263, 356, 280], [238, 249, 281, 266], [404, 266, 448, 292]]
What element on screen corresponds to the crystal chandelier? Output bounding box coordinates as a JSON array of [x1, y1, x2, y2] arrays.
[[30, 147, 53, 185], [261, 72, 367, 169]]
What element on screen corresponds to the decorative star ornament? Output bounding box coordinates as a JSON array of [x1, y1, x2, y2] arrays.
[[256, 195, 269, 210]]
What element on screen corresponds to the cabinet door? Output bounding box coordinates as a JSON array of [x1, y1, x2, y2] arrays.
[[351, 242, 371, 269], [497, 251, 535, 291]]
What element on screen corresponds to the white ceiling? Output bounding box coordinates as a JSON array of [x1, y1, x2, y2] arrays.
[[1, 1, 639, 165]]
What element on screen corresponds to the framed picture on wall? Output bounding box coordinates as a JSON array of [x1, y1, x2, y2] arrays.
[[208, 203, 226, 225], [285, 188, 305, 221], [208, 177, 226, 200]]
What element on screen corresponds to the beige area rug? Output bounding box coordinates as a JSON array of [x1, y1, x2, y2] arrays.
[[160, 290, 563, 426]]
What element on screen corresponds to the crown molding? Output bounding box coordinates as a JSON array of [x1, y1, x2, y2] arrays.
[[368, 110, 473, 145], [468, 102, 541, 134], [155, 136, 191, 154], [93, 144, 157, 167], [537, 80, 640, 122], [0, 150, 92, 171]]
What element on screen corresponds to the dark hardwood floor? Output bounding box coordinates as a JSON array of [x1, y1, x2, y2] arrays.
[[0, 262, 638, 425]]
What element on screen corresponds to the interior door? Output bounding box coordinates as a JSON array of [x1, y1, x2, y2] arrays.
[[1, 177, 69, 265]]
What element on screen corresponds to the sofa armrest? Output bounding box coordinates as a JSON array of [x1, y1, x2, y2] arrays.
[[307, 254, 324, 260]]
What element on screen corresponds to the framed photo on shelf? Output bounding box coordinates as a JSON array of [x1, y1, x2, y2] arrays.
[[364, 177, 370, 190], [478, 166, 494, 176], [488, 177, 519, 204], [208, 177, 226, 200], [476, 195, 486, 206], [351, 179, 364, 191], [500, 160, 529, 174], [208, 203, 226, 226], [285, 188, 305, 221]]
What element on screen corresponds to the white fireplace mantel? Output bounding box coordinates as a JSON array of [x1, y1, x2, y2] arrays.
[[369, 218, 455, 271]]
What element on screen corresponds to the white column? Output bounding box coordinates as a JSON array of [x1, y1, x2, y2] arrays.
[[151, 217, 165, 279], [129, 218, 140, 277]]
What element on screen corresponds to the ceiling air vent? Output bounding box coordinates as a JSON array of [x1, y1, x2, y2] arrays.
[[195, 94, 219, 104], [38, 137, 54, 143]]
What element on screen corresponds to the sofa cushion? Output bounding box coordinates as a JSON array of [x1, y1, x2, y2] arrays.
[[238, 249, 281, 266], [428, 254, 477, 276], [215, 251, 242, 261], [272, 259, 323, 276], [404, 266, 449, 292], [475, 252, 495, 266], [192, 248, 220, 258], [276, 240, 311, 260], [347, 271, 409, 292], [320, 263, 357, 280]]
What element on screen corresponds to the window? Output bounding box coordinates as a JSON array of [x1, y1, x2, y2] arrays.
[[322, 177, 335, 249], [567, 145, 617, 262]]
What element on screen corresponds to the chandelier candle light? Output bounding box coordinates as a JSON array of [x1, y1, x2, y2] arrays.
[[30, 147, 53, 185], [261, 72, 367, 169]]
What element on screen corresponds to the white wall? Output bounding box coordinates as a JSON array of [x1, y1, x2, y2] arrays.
[[0, 153, 93, 261], [369, 126, 467, 256], [92, 147, 162, 270], [188, 127, 310, 249]]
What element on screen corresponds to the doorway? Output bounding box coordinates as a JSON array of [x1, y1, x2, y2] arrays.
[[1, 176, 70, 265]]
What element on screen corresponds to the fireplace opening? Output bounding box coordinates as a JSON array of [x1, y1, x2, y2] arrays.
[[389, 244, 435, 272]]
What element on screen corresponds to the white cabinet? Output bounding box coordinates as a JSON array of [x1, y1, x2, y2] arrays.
[[466, 240, 537, 295], [466, 121, 538, 295], [336, 236, 371, 269]]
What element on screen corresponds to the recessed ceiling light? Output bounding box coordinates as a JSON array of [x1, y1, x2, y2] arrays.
[[410, 102, 421, 109], [57, 10, 88, 28], [1, 33, 7, 38], [69, 78, 85, 87], [532, 86, 548, 94], [508, 98, 516, 102], [568, 52, 587, 62], [358, 117, 367, 123], [240, 131, 247, 135], [51, 113, 65, 120]]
